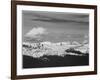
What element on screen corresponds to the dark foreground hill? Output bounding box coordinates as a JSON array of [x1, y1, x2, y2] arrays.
[[23, 54, 89, 68]]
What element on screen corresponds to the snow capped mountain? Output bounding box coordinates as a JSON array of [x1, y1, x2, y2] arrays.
[[41, 41, 52, 45], [22, 40, 89, 58], [82, 40, 89, 44], [72, 41, 80, 45]]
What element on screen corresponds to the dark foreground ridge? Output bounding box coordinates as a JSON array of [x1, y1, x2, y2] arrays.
[[23, 54, 89, 68]]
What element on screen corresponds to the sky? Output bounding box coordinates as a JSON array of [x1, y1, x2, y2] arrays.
[[22, 10, 89, 43]]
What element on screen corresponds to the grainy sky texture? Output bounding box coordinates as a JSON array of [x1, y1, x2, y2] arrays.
[[22, 10, 89, 42]]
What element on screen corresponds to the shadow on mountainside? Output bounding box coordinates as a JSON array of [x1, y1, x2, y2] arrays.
[[23, 54, 89, 68]]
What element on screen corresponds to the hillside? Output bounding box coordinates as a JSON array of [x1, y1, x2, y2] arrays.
[[22, 41, 89, 58]]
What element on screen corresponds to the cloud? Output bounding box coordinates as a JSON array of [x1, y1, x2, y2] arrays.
[[25, 27, 48, 38]]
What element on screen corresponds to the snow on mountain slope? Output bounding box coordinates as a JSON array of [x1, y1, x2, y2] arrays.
[[22, 41, 89, 58]]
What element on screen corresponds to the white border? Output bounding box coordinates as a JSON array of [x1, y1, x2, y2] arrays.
[[17, 5, 94, 75]]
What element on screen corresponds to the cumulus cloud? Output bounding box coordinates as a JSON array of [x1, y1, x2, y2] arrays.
[[25, 27, 48, 38]]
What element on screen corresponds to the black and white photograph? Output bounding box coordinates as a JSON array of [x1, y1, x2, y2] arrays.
[[22, 10, 89, 68], [11, 1, 97, 79]]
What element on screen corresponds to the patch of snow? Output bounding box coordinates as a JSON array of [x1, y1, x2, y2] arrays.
[[22, 41, 89, 58]]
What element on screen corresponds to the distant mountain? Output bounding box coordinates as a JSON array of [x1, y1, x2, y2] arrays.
[[82, 40, 89, 44], [24, 30, 88, 43], [72, 41, 80, 45], [23, 36, 43, 43]]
